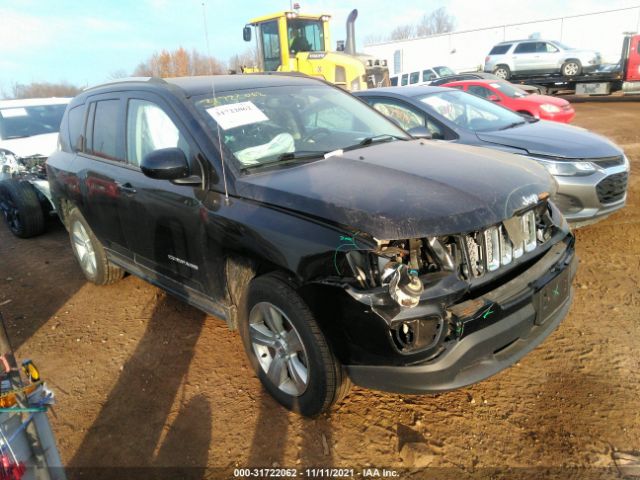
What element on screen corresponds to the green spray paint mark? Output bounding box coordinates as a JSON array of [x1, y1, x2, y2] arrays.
[[334, 234, 359, 275], [482, 307, 495, 319]]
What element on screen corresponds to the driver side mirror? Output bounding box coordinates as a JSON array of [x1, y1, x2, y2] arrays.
[[487, 94, 501, 102], [407, 126, 433, 139], [141, 148, 190, 181], [243, 26, 252, 42]]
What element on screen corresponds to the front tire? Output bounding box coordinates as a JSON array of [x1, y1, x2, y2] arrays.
[[239, 274, 351, 416], [67, 208, 124, 285], [0, 179, 45, 238], [561, 60, 582, 77], [493, 65, 511, 80]]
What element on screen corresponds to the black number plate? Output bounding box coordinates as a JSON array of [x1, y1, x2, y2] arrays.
[[535, 267, 570, 325]]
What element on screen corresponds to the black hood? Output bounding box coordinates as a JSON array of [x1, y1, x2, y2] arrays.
[[476, 120, 623, 159], [236, 140, 554, 240]]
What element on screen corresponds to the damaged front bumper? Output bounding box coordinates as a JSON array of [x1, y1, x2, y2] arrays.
[[344, 236, 577, 394]]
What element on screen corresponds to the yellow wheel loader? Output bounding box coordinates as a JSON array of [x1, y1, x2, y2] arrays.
[[242, 9, 389, 91]]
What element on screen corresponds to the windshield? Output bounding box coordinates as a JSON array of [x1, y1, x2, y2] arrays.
[[193, 84, 409, 171], [287, 19, 325, 53], [553, 40, 572, 50], [488, 81, 528, 98], [433, 66, 455, 77], [418, 90, 526, 132], [0, 104, 67, 140]]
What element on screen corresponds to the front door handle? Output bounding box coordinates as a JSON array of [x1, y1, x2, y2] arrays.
[[116, 182, 137, 194]]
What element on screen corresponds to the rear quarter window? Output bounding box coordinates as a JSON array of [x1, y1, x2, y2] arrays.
[[67, 105, 86, 153], [489, 44, 511, 55]]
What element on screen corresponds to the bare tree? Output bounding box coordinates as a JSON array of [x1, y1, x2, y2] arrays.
[[228, 47, 258, 73], [416, 7, 456, 37], [363, 33, 385, 46], [389, 24, 415, 41], [132, 47, 225, 77], [108, 69, 129, 80], [10, 82, 82, 99]]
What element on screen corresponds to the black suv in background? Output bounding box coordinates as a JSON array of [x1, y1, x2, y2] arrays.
[[47, 75, 577, 415]]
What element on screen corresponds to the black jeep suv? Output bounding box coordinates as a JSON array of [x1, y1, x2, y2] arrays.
[[47, 75, 577, 416]]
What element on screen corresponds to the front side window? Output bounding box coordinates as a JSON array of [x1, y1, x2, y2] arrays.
[[260, 21, 281, 71], [192, 85, 408, 171], [287, 19, 324, 53], [467, 85, 493, 99], [126, 99, 190, 167], [433, 66, 455, 77], [419, 90, 525, 132], [488, 81, 527, 98], [538, 42, 558, 53], [87, 100, 120, 161], [422, 70, 436, 82], [0, 103, 67, 141]]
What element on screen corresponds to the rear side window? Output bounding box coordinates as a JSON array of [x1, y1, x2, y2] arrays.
[[401, 74, 408, 86], [68, 105, 85, 152], [409, 72, 419, 84], [87, 100, 121, 161], [489, 44, 511, 55], [514, 42, 536, 54], [390, 76, 398, 86]]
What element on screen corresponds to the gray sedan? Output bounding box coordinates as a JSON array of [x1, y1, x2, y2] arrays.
[[354, 86, 629, 226]]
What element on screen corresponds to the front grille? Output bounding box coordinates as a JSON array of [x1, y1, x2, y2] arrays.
[[591, 155, 625, 169], [596, 172, 628, 204], [460, 203, 552, 279]]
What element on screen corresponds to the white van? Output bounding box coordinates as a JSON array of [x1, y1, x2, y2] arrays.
[[390, 66, 456, 87]]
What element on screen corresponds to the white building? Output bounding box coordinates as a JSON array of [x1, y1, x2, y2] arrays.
[[364, 6, 640, 75]]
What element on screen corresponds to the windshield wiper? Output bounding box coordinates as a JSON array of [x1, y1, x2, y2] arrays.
[[498, 121, 526, 131], [241, 151, 327, 173], [344, 134, 406, 151]]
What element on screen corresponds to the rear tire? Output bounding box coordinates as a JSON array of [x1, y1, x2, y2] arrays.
[[67, 207, 124, 285], [0, 179, 45, 238], [239, 273, 351, 416], [493, 65, 511, 80], [561, 60, 582, 77]]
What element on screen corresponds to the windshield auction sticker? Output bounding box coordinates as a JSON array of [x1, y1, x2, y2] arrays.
[[206, 101, 268, 130], [0, 108, 28, 118]]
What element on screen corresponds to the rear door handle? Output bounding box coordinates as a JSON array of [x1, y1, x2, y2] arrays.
[[116, 182, 137, 194]]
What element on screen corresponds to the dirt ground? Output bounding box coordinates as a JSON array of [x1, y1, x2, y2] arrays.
[[0, 101, 638, 479]]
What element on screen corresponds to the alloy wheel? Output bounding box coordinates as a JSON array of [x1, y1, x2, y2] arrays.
[[71, 221, 97, 278], [494, 67, 508, 79], [0, 198, 21, 234], [564, 62, 579, 76], [248, 301, 309, 396]]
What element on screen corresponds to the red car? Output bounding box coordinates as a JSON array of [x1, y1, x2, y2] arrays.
[[441, 79, 575, 123]]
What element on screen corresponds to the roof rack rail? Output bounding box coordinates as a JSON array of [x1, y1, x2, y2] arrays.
[[83, 76, 167, 91]]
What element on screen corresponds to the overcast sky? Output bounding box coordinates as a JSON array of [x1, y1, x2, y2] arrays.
[[1, 0, 638, 94]]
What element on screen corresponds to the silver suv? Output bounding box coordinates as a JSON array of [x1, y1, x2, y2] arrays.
[[484, 39, 601, 79]]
